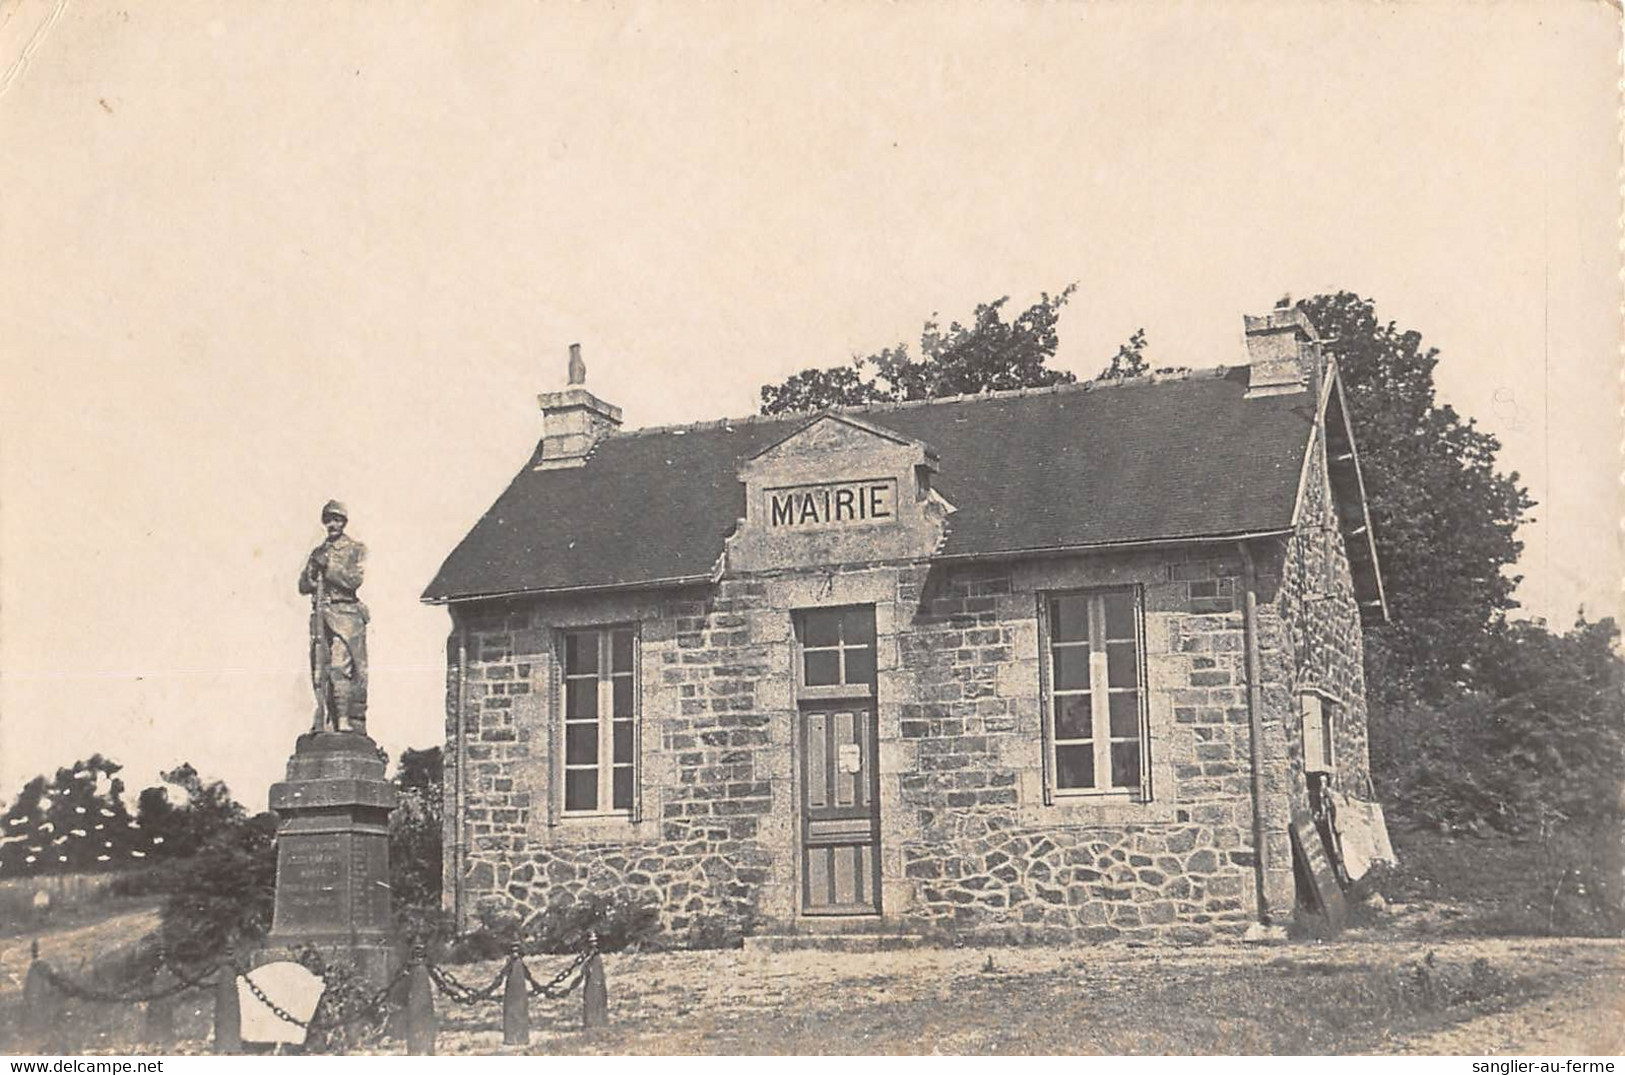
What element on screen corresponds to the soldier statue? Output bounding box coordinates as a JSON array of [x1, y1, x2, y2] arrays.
[[299, 500, 369, 734]]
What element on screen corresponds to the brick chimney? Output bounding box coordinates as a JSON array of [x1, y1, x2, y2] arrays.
[[1243, 297, 1321, 399], [536, 343, 622, 469]]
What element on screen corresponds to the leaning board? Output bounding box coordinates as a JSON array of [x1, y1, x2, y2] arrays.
[[1291, 810, 1347, 935]]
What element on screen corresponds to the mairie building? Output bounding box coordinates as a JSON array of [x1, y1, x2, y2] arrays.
[[423, 303, 1387, 945]]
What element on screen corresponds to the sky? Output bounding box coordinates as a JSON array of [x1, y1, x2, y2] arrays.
[[1, 0, 1619, 809]]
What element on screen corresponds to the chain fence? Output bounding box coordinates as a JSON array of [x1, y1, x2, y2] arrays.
[[20, 931, 608, 1054]]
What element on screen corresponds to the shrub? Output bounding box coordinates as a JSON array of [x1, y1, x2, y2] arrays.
[[157, 812, 278, 962], [522, 891, 661, 954]]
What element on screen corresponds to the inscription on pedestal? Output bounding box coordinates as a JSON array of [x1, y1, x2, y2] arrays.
[[276, 833, 347, 932]]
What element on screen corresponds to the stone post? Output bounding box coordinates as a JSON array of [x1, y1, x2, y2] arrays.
[[582, 938, 608, 1030], [502, 945, 530, 1046], [20, 942, 52, 1052], [213, 962, 242, 1055]]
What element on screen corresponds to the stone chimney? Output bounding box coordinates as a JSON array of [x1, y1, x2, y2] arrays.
[[1243, 297, 1321, 399], [536, 343, 622, 469]]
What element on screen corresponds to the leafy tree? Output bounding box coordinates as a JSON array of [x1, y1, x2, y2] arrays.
[[760, 286, 1081, 414], [1095, 327, 1149, 380], [389, 746, 443, 914], [158, 811, 278, 962], [1301, 292, 1535, 699], [0, 756, 151, 875], [135, 763, 246, 860]]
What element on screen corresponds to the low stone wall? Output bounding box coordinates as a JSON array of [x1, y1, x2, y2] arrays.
[[901, 823, 1255, 944], [474, 822, 775, 944]]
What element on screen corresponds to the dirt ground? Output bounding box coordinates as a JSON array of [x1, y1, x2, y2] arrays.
[[2, 909, 1619, 1055], [429, 935, 1623, 1055]]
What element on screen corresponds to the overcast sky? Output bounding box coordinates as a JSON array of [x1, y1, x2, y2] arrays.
[[1, 0, 1618, 809]]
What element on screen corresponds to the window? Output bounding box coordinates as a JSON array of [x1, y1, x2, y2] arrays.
[[561, 626, 637, 814], [1301, 693, 1335, 773], [796, 607, 876, 692], [1043, 588, 1148, 796]]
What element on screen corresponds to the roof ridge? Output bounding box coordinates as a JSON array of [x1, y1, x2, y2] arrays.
[[607, 364, 1234, 439]]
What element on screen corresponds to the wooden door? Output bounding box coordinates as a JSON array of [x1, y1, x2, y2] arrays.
[[800, 703, 880, 914]]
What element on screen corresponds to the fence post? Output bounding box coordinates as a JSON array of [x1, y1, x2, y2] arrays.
[[142, 951, 177, 1047], [582, 933, 608, 1030], [213, 954, 241, 1055], [502, 944, 530, 1046], [405, 943, 436, 1056], [20, 941, 52, 1052]]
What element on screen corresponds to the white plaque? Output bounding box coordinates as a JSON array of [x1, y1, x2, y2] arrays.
[[237, 960, 324, 1046]]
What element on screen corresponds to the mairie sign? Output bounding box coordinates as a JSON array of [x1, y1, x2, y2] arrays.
[[765, 478, 897, 529]]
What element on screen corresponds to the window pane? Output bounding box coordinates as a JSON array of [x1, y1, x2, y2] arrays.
[[1107, 641, 1139, 689], [1110, 741, 1142, 790], [803, 610, 840, 648], [612, 767, 633, 811], [565, 723, 597, 765], [1109, 691, 1139, 738], [1055, 744, 1095, 789], [613, 720, 633, 764], [1052, 645, 1091, 690], [564, 632, 597, 675], [1055, 693, 1093, 740], [611, 629, 634, 673], [841, 608, 876, 646], [804, 650, 840, 686], [565, 678, 597, 719], [1103, 592, 1136, 640], [1320, 711, 1335, 769], [564, 770, 597, 812], [843, 645, 875, 685], [1050, 596, 1089, 643], [612, 676, 634, 718]]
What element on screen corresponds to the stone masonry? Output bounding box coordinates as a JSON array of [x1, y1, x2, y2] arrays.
[[441, 443, 1372, 946]]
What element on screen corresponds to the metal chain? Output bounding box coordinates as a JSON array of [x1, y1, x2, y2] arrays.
[[230, 963, 310, 1030], [37, 954, 219, 1005], [521, 948, 590, 999], [426, 961, 507, 1006]]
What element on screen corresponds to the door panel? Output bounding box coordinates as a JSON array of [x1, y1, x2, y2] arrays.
[[801, 704, 880, 914]]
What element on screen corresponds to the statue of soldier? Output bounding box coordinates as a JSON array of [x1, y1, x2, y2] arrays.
[[299, 500, 369, 734]]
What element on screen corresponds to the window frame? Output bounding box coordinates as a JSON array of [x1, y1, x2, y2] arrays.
[[1039, 586, 1151, 802], [1300, 691, 1336, 775], [557, 624, 641, 819], [792, 605, 878, 701]]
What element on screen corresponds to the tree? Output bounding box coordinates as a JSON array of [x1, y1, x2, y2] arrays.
[[158, 812, 278, 962], [759, 286, 1081, 414], [1300, 292, 1535, 698], [135, 763, 246, 860], [0, 755, 150, 875], [1095, 327, 1149, 380], [389, 746, 443, 915]]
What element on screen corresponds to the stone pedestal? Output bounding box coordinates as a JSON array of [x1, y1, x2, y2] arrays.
[[266, 732, 398, 988]]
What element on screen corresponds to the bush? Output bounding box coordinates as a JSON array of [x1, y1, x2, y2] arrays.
[[522, 891, 660, 954], [157, 812, 278, 962], [1370, 617, 1624, 841]]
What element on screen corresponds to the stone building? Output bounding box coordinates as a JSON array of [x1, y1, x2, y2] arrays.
[[423, 304, 1387, 944]]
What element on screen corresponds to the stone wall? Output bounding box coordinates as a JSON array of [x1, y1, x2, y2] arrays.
[[1249, 424, 1374, 915], [889, 554, 1260, 942], [438, 431, 1372, 944]]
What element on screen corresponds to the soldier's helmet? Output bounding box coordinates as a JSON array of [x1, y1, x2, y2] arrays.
[[321, 500, 349, 522]]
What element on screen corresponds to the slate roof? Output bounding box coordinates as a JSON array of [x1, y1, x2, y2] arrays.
[[423, 367, 1321, 603]]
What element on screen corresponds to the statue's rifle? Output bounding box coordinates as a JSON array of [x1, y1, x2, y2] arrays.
[[311, 555, 331, 733]]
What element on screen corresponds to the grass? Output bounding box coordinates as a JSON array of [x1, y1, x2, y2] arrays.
[[1375, 826, 1623, 939]]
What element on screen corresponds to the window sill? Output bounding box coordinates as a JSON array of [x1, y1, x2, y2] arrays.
[[1021, 787, 1176, 828], [560, 811, 635, 821], [541, 809, 649, 846]]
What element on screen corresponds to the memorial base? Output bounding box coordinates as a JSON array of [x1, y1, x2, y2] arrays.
[[267, 732, 400, 992]]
